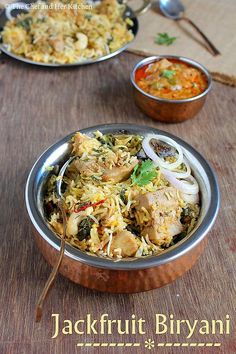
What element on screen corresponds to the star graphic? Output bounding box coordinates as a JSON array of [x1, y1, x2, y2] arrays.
[[144, 339, 155, 350]]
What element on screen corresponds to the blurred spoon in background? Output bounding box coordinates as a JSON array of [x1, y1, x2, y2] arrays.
[[159, 0, 220, 56]]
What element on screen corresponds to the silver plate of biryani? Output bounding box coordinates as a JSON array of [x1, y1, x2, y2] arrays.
[[41, 127, 204, 260], [0, 0, 147, 66]]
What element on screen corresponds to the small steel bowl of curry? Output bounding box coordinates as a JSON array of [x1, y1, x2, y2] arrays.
[[131, 55, 212, 123]]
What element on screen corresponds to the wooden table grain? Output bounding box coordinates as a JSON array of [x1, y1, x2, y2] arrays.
[[0, 51, 236, 354]]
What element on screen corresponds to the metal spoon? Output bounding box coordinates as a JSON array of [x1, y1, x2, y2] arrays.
[[56, 156, 76, 199], [35, 156, 76, 322], [159, 0, 220, 56]]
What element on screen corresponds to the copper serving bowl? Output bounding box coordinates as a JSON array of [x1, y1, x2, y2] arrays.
[[25, 124, 219, 293], [130, 56, 212, 123]]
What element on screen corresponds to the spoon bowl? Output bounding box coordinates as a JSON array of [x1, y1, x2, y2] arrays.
[[159, 0, 184, 20], [56, 156, 76, 199]]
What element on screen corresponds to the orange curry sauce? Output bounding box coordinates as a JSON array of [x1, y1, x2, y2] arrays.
[[135, 58, 208, 100]]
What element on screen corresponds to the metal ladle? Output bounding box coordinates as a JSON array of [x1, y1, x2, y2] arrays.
[[159, 0, 220, 56], [35, 156, 76, 322]]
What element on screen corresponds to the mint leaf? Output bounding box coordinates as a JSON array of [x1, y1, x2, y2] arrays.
[[161, 69, 176, 80]]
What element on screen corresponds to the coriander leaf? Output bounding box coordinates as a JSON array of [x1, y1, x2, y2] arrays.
[[131, 159, 157, 186], [155, 32, 177, 46], [17, 17, 32, 31], [161, 69, 176, 80], [85, 13, 92, 20], [97, 134, 114, 149]]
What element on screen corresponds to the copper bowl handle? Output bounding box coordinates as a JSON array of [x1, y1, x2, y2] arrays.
[[123, 0, 151, 16]]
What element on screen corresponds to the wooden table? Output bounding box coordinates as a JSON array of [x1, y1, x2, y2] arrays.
[[0, 52, 236, 354]]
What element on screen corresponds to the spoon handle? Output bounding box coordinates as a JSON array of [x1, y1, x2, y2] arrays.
[[180, 16, 220, 56], [35, 199, 67, 322]]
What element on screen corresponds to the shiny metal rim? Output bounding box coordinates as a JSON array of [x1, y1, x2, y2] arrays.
[[0, 39, 134, 67]]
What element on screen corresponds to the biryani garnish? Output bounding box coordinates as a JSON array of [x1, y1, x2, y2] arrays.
[[2, 0, 134, 64], [44, 131, 200, 260]]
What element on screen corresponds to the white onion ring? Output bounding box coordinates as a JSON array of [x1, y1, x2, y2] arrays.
[[180, 192, 199, 204], [142, 134, 183, 170], [163, 158, 191, 179], [162, 170, 199, 194]]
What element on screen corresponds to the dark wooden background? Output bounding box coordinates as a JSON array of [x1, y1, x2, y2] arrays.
[[0, 51, 236, 354]]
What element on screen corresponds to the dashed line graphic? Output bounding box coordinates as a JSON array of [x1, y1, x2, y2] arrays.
[[77, 341, 221, 348], [77, 342, 141, 347]]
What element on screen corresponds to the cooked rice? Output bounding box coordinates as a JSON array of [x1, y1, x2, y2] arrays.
[[2, 0, 134, 64], [44, 131, 200, 260]]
